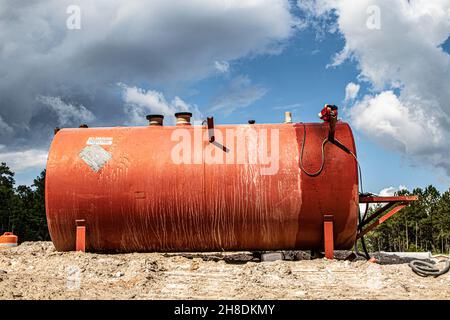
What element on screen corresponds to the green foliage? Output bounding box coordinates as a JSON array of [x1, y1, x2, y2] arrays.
[[0, 162, 50, 242], [364, 186, 450, 254]]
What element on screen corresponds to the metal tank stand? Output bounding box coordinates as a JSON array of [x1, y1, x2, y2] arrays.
[[322, 195, 417, 260], [75, 219, 86, 252], [323, 215, 334, 259], [357, 195, 418, 239]]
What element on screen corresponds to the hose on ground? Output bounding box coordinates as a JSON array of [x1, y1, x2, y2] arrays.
[[409, 259, 450, 277]]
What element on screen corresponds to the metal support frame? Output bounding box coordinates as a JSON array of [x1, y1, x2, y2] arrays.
[[357, 195, 417, 240], [75, 219, 86, 252], [323, 215, 334, 259]]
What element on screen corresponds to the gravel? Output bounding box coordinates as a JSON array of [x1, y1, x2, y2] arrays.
[[0, 242, 448, 300]]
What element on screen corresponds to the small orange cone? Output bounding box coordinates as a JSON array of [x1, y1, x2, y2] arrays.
[[0, 232, 18, 248], [368, 257, 378, 263]]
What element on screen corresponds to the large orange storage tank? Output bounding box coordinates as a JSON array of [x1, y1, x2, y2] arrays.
[[45, 120, 359, 252]]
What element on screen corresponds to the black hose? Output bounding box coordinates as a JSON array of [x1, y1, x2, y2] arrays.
[[339, 145, 369, 258], [409, 259, 450, 277], [299, 124, 328, 177], [355, 203, 371, 260]]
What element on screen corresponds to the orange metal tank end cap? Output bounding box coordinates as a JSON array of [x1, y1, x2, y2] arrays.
[[0, 232, 18, 248]]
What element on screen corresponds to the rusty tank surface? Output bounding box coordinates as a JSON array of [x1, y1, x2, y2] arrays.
[[45, 115, 358, 253]]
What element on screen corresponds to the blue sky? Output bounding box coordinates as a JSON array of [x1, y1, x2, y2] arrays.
[[2, 1, 449, 194]]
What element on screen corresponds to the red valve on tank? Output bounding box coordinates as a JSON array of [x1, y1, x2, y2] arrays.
[[318, 104, 338, 123], [318, 104, 338, 142]]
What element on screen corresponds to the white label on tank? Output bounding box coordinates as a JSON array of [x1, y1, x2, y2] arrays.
[[79, 145, 112, 172], [86, 137, 113, 145]]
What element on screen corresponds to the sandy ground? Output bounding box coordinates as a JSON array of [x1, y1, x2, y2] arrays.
[[0, 242, 448, 300]]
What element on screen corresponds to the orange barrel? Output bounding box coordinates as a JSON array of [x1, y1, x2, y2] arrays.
[[46, 121, 359, 252], [0, 232, 18, 248]]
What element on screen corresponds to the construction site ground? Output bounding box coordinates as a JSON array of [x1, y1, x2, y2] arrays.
[[0, 242, 448, 300]]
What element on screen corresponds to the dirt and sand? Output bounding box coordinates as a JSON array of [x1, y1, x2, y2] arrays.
[[0, 242, 448, 300]]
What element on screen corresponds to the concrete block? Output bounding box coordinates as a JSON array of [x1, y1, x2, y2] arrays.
[[261, 252, 284, 262]]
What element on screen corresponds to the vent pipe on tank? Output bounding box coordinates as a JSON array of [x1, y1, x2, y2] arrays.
[[175, 112, 192, 126], [284, 111, 292, 124], [146, 114, 164, 126]]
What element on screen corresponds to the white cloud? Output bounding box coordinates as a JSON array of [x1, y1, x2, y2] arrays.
[[351, 91, 445, 154], [379, 185, 408, 197], [120, 84, 203, 125], [214, 61, 230, 73], [210, 75, 267, 115], [37, 96, 95, 126], [0, 146, 48, 172], [300, 0, 450, 175], [344, 82, 360, 102]]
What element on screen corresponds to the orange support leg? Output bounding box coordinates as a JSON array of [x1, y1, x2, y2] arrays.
[[75, 219, 86, 252], [323, 215, 334, 259]]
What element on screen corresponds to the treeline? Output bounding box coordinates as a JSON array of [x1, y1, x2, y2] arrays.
[[0, 161, 449, 253], [364, 187, 450, 254], [0, 162, 49, 241]]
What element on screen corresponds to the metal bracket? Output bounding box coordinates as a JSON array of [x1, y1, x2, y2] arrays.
[[207, 117, 215, 143], [75, 219, 86, 252], [357, 195, 418, 239]]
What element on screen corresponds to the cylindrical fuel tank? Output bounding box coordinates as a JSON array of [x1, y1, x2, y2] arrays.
[[45, 122, 359, 252]]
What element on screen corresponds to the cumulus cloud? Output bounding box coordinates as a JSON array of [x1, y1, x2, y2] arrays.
[[300, 0, 450, 175], [344, 82, 360, 102], [0, 146, 48, 173], [37, 96, 95, 126], [210, 75, 267, 115], [351, 91, 445, 155], [120, 84, 203, 125], [379, 185, 408, 197], [0, 0, 297, 166]]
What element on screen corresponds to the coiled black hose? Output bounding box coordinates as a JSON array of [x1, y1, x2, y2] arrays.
[[409, 259, 450, 277]]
